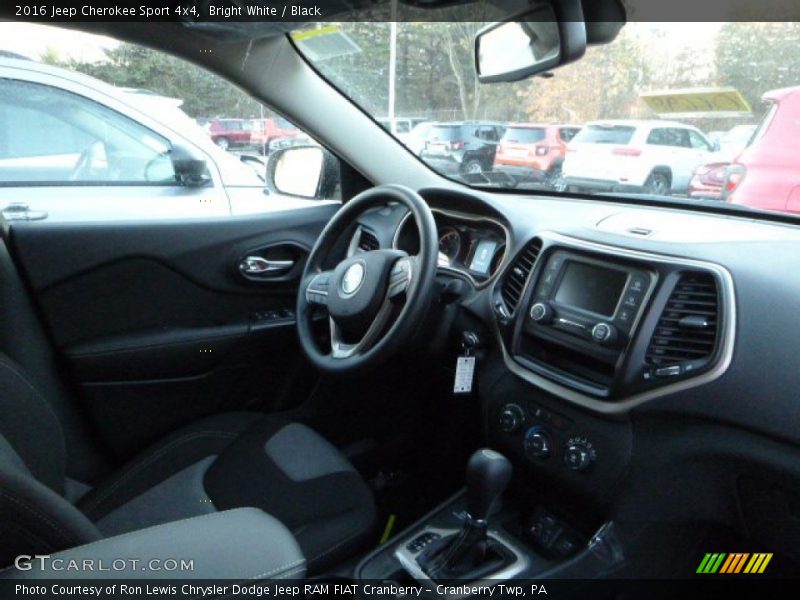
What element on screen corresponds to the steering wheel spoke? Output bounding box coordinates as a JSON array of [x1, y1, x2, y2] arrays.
[[329, 297, 394, 359], [305, 271, 332, 306], [388, 255, 416, 298]]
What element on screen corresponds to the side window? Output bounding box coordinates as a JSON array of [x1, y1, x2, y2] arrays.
[[671, 128, 691, 148], [477, 126, 499, 142], [0, 79, 175, 185], [689, 130, 712, 151], [646, 128, 688, 148], [559, 128, 580, 143], [646, 128, 666, 146]]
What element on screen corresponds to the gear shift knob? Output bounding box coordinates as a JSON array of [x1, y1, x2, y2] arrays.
[[465, 448, 512, 522]]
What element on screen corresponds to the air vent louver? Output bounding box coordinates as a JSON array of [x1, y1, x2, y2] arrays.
[[501, 238, 541, 313], [646, 272, 719, 367], [358, 228, 380, 252]]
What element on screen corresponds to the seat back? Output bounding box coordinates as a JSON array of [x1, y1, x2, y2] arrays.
[[0, 237, 108, 481], [0, 352, 102, 566], [0, 237, 106, 565]]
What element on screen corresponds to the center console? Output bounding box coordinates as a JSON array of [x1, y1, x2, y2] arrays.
[[355, 450, 624, 592], [482, 234, 733, 514]]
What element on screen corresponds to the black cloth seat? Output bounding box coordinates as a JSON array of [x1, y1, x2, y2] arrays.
[[0, 354, 376, 573]]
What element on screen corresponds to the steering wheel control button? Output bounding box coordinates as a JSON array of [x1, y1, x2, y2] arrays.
[[530, 302, 554, 323], [306, 273, 330, 305], [564, 438, 596, 471], [340, 262, 365, 296], [499, 404, 525, 433], [524, 426, 552, 460], [591, 322, 618, 345], [388, 257, 412, 297]]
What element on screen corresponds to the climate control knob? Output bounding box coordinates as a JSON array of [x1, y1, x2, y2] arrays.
[[564, 442, 595, 471], [524, 426, 552, 460], [499, 404, 525, 433], [529, 302, 554, 324], [591, 322, 618, 345]]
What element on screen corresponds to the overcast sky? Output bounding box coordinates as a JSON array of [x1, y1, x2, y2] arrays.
[[0, 23, 118, 61]]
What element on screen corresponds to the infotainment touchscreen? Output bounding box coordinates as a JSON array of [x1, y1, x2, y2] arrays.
[[554, 261, 628, 316]]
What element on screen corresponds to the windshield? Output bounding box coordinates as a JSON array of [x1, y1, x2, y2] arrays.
[[296, 22, 800, 216], [502, 128, 546, 144], [572, 125, 636, 145]]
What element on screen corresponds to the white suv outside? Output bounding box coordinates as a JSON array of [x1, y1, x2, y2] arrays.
[[562, 120, 717, 196]]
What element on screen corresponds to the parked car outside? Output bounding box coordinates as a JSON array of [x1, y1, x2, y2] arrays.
[[0, 57, 325, 222], [405, 121, 435, 156], [688, 124, 757, 200], [207, 118, 252, 150], [493, 123, 581, 188], [249, 117, 299, 154], [724, 86, 800, 213], [377, 117, 428, 143], [420, 121, 506, 177], [688, 162, 730, 199], [562, 120, 717, 195]]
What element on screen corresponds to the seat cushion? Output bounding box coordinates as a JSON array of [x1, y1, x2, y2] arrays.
[[205, 418, 377, 572], [78, 413, 376, 573]]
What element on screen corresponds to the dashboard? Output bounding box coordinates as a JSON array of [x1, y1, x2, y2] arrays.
[[348, 186, 800, 561]]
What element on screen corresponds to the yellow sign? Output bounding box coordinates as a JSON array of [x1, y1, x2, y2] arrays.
[[641, 88, 752, 118], [290, 25, 341, 42]]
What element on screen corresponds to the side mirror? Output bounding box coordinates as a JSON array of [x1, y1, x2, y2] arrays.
[[170, 144, 211, 187], [475, 0, 586, 83], [712, 140, 721, 152], [266, 145, 339, 199]]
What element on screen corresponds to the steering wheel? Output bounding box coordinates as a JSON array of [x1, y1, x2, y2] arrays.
[[296, 184, 438, 373]]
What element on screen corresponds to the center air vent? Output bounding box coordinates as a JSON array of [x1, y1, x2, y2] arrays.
[[500, 238, 541, 313], [357, 228, 380, 252], [646, 272, 719, 368]]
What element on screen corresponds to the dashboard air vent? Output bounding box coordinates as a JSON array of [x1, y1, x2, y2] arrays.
[[358, 228, 380, 252], [646, 272, 719, 367], [501, 238, 541, 313]]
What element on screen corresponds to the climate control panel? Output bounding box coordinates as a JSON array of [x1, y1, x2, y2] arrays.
[[497, 403, 597, 473]]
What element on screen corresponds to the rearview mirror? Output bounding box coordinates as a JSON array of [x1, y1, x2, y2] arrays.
[[475, 1, 586, 83]]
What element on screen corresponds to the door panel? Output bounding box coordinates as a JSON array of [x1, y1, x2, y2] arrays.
[[7, 204, 338, 459]]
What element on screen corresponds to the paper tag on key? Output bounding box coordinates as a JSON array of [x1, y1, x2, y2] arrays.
[[453, 356, 476, 394]]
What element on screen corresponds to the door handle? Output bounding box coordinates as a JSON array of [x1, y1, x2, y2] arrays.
[[239, 256, 295, 276], [1, 202, 48, 221]]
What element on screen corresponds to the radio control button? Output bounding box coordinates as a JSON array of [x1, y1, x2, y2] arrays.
[[617, 307, 633, 324], [530, 302, 554, 324], [591, 322, 618, 345], [547, 256, 563, 271], [623, 294, 640, 308], [628, 275, 647, 293]]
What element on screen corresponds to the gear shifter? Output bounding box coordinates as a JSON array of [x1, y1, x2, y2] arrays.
[[417, 449, 513, 581], [465, 448, 513, 523]]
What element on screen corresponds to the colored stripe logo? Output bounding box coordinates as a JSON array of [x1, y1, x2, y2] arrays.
[[697, 552, 773, 574]]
